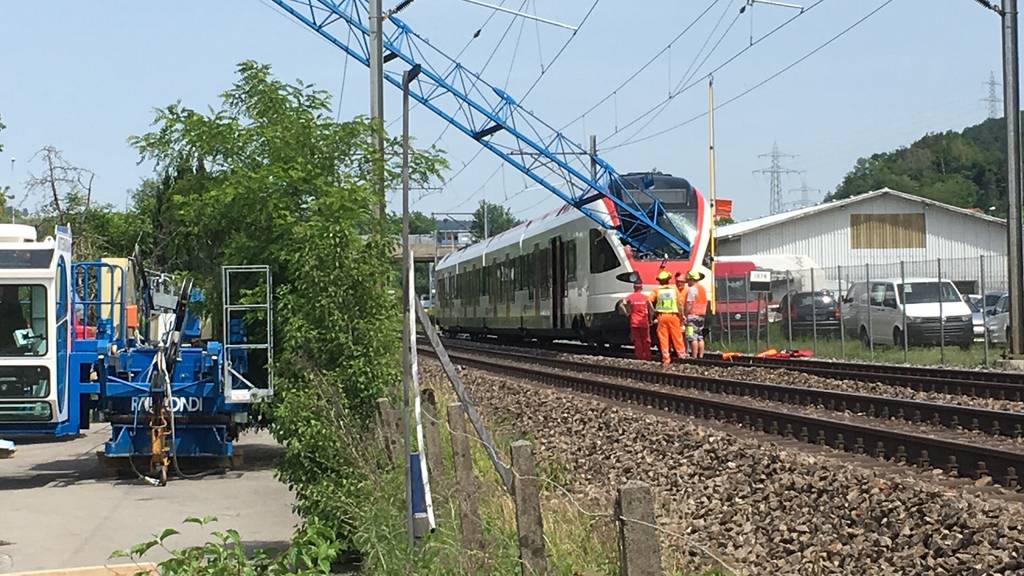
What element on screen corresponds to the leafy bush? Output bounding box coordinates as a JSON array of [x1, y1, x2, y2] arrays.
[[112, 516, 340, 576]]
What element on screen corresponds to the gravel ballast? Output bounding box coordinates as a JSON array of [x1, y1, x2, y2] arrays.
[[422, 359, 1024, 575]]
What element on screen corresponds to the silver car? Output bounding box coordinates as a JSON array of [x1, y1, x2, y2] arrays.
[[985, 294, 1010, 344]]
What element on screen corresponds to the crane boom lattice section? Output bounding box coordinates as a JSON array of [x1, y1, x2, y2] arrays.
[[269, 0, 691, 258]]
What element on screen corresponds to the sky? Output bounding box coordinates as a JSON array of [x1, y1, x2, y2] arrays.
[[0, 0, 1009, 224]]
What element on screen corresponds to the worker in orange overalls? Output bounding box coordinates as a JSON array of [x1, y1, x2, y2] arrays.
[[649, 270, 686, 364], [617, 275, 654, 361], [682, 270, 709, 359]]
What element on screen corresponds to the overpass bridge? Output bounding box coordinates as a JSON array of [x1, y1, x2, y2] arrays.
[[395, 234, 467, 263]]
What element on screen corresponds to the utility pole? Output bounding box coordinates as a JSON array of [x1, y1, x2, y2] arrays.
[[1001, 0, 1024, 358], [369, 0, 386, 219], [482, 200, 490, 239], [753, 142, 801, 215], [589, 135, 598, 181], [984, 70, 1003, 118]]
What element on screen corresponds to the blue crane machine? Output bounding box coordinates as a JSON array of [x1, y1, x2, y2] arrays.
[[0, 224, 272, 484]]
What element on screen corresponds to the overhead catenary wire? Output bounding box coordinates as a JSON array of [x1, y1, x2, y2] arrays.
[[611, 5, 742, 149], [558, 0, 725, 132], [517, 0, 602, 104], [386, 0, 516, 130], [599, 0, 828, 147], [425, 0, 532, 147], [605, 0, 896, 151], [439, 0, 601, 195]]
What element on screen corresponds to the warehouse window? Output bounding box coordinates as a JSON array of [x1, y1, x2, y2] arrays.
[[850, 213, 925, 249]]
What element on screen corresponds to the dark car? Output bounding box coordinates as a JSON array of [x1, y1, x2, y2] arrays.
[[778, 290, 841, 337]]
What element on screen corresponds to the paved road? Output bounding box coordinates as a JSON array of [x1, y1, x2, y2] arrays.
[[0, 426, 297, 573]]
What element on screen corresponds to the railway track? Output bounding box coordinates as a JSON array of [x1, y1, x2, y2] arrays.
[[451, 336, 1024, 401], [423, 341, 1024, 489]]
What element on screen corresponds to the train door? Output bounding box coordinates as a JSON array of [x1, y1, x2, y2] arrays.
[[550, 237, 566, 330]]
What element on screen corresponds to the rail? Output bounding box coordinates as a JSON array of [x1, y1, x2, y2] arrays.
[[424, 343, 1024, 488]]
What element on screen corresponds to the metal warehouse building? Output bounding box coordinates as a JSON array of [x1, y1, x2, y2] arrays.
[[715, 188, 1009, 291]]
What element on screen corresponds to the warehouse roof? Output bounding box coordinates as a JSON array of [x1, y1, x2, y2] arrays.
[[716, 188, 1005, 240]]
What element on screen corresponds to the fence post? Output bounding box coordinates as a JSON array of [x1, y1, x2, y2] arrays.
[[616, 482, 662, 576], [900, 261, 908, 363], [744, 275, 751, 353], [938, 257, 945, 365], [811, 267, 818, 354], [838, 265, 846, 359], [422, 389, 444, 486], [377, 398, 400, 462], [510, 440, 547, 575], [724, 274, 733, 347], [785, 274, 793, 350], [981, 255, 990, 366], [447, 402, 483, 555], [866, 263, 874, 360]]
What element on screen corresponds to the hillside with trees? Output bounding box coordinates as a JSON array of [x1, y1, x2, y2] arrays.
[[829, 117, 1009, 216]]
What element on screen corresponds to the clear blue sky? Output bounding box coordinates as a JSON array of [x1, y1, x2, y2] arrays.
[[0, 0, 1008, 222]]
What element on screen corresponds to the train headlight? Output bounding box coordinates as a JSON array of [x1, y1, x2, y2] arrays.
[[733, 313, 742, 320]]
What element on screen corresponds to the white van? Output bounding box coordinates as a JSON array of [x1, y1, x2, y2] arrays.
[[842, 278, 974, 349]]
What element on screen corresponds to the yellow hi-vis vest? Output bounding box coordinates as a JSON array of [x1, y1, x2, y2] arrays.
[[654, 286, 679, 314]]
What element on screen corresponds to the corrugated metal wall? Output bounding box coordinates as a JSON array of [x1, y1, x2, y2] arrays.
[[716, 194, 1006, 268]]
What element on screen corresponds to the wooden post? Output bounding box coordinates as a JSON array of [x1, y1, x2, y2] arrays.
[[447, 402, 483, 554], [510, 440, 547, 575], [376, 398, 399, 462], [617, 482, 662, 576], [422, 388, 444, 486]]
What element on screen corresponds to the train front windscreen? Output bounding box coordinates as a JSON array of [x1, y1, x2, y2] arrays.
[[609, 172, 701, 259]]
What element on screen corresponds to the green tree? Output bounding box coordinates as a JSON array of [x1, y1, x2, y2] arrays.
[[408, 210, 435, 234], [130, 60, 447, 541], [831, 117, 1006, 215], [470, 200, 520, 240]]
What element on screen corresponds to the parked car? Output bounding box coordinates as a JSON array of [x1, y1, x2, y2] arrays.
[[983, 291, 1007, 315], [778, 290, 840, 337], [963, 297, 986, 340], [842, 278, 974, 349], [986, 293, 1010, 344]]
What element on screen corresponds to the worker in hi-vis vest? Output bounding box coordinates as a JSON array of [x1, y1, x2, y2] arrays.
[[648, 270, 686, 364], [617, 275, 655, 361], [681, 270, 708, 359]]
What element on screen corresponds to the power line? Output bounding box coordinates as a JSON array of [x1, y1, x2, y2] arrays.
[[599, 0, 827, 147], [439, 0, 601, 194], [611, 2, 742, 149], [558, 0, 725, 132], [386, 0, 517, 130], [518, 0, 601, 103], [604, 0, 894, 151]]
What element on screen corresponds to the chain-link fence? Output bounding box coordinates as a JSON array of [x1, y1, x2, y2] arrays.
[[710, 255, 1008, 367]]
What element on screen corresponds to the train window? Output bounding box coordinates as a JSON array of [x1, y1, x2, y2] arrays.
[[565, 240, 577, 282], [589, 229, 620, 274]]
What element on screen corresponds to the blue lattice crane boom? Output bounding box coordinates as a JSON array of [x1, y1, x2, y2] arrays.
[[268, 0, 692, 258]]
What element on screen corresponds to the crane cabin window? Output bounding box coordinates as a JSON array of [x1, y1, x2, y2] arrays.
[[850, 213, 925, 249], [0, 285, 48, 356], [589, 229, 619, 274]]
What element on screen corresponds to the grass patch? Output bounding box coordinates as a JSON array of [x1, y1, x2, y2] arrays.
[[710, 324, 1005, 367]]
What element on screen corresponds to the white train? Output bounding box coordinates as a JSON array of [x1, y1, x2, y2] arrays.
[[435, 173, 714, 345]]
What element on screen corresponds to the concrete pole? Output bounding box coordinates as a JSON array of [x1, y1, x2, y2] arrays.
[[401, 65, 422, 549], [369, 0, 386, 219], [1002, 0, 1024, 357], [483, 201, 490, 240], [589, 134, 598, 181]]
